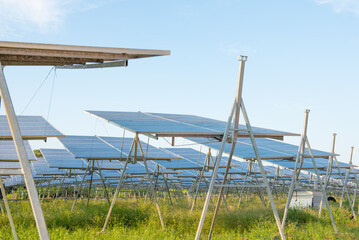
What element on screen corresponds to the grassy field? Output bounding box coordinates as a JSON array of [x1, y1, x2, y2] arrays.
[[0, 195, 358, 239]]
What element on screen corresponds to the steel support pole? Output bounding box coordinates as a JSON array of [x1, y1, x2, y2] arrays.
[[281, 110, 308, 229], [190, 170, 204, 213], [319, 133, 336, 215], [101, 138, 135, 232], [340, 147, 354, 207], [0, 63, 49, 240], [194, 101, 236, 240], [0, 178, 18, 240], [95, 160, 111, 205], [305, 139, 338, 233], [241, 100, 285, 240], [332, 155, 356, 219], [87, 160, 95, 205], [137, 135, 165, 229], [0, 195, 5, 215], [71, 161, 91, 211], [195, 56, 247, 240], [208, 141, 237, 239], [101, 158, 129, 232]]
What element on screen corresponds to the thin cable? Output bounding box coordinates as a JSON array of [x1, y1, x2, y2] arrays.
[[44, 68, 57, 136], [20, 67, 55, 116]]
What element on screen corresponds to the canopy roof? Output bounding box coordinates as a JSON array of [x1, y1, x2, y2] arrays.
[[0, 41, 170, 66]]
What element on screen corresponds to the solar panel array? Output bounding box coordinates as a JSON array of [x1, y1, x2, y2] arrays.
[[0, 111, 357, 229]]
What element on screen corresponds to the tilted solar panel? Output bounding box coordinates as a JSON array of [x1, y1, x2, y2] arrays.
[[99, 136, 177, 160], [153, 148, 202, 170], [0, 140, 35, 161], [0, 116, 63, 140], [265, 158, 353, 171], [40, 148, 89, 169], [85, 110, 298, 138], [57, 135, 124, 160], [185, 137, 335, 160], [31, 158, 66, 176]]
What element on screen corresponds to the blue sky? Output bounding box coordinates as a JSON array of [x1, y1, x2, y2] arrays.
[[0, 0, 358, 164]]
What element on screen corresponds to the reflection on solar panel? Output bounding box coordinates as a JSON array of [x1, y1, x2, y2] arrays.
[[266, 158, 354, 170], [154, 148, 202, 170], [125, 163, 152, 175], [86, 111, 298, 138], [99, 136, 178, 160], [40, 148, 88, 169], [0, 140, 35, 161], [31, 158, 65, 176], [40, 148, 125, 171], [57, 135, 124, 160], [185, 137, 335, 159], [0, 162, 21, 169], [94, 160, 124, 170], [0, 116, 63, 140]]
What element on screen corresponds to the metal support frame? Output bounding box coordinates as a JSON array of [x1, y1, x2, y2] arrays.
[[95, 160, 111, 205], [0, 63, 50, 240], [319, 138, 356, 219], [340, 147, 354, 207], [101, 134, 165, 232], [195, 56, 285, 240], [281, 110, 338, 233], [71, 161, 91, 211]]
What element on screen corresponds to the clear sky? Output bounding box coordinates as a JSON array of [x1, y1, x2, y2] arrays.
[[0, 0, 358, 164]]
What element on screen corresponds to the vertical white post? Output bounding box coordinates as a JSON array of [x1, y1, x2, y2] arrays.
[[194, 56, 246, 240], [240, 101, 286, 240], [0, 63, 49, 240], [319, 133, 336, 215], [281, 110, 309, 229], [0, 178, 18, 240], [194, 101, 236, 240]]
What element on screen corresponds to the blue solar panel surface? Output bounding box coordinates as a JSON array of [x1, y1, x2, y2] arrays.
[[0, 116, 63, 139], [58, 135, 124, 159], [0, 140, 35, 161], [40, 148, 89, 169], [186, 137, 335, 159], [99, 136, 177, 160], [86, 111, 297, 137], [31, 158, 66, 176]]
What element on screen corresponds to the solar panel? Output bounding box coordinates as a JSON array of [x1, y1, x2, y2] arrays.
[[265, 158, 353, 171], [0, 116, 63, 140], [92, 160, 124, 170], [100, 170, 121, 179], [57, 135, 124, 160], [185, 137, 335, 160], [31, 158, 66, 176], [86, 110, 298, 138], [40, 148, 89, 169], [0, 162, 21, 169], [99, 136, 178, 160], [149, 112, 296, 137], [0, 140, 35, 161], [125, 163, 152, 175], [153, 148, 202, 170]]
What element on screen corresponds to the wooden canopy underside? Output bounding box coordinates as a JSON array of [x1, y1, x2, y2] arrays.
[[0, 41, 170, 66]]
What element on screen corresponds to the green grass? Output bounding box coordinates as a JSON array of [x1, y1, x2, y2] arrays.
[[0, 195, 358, 239]]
